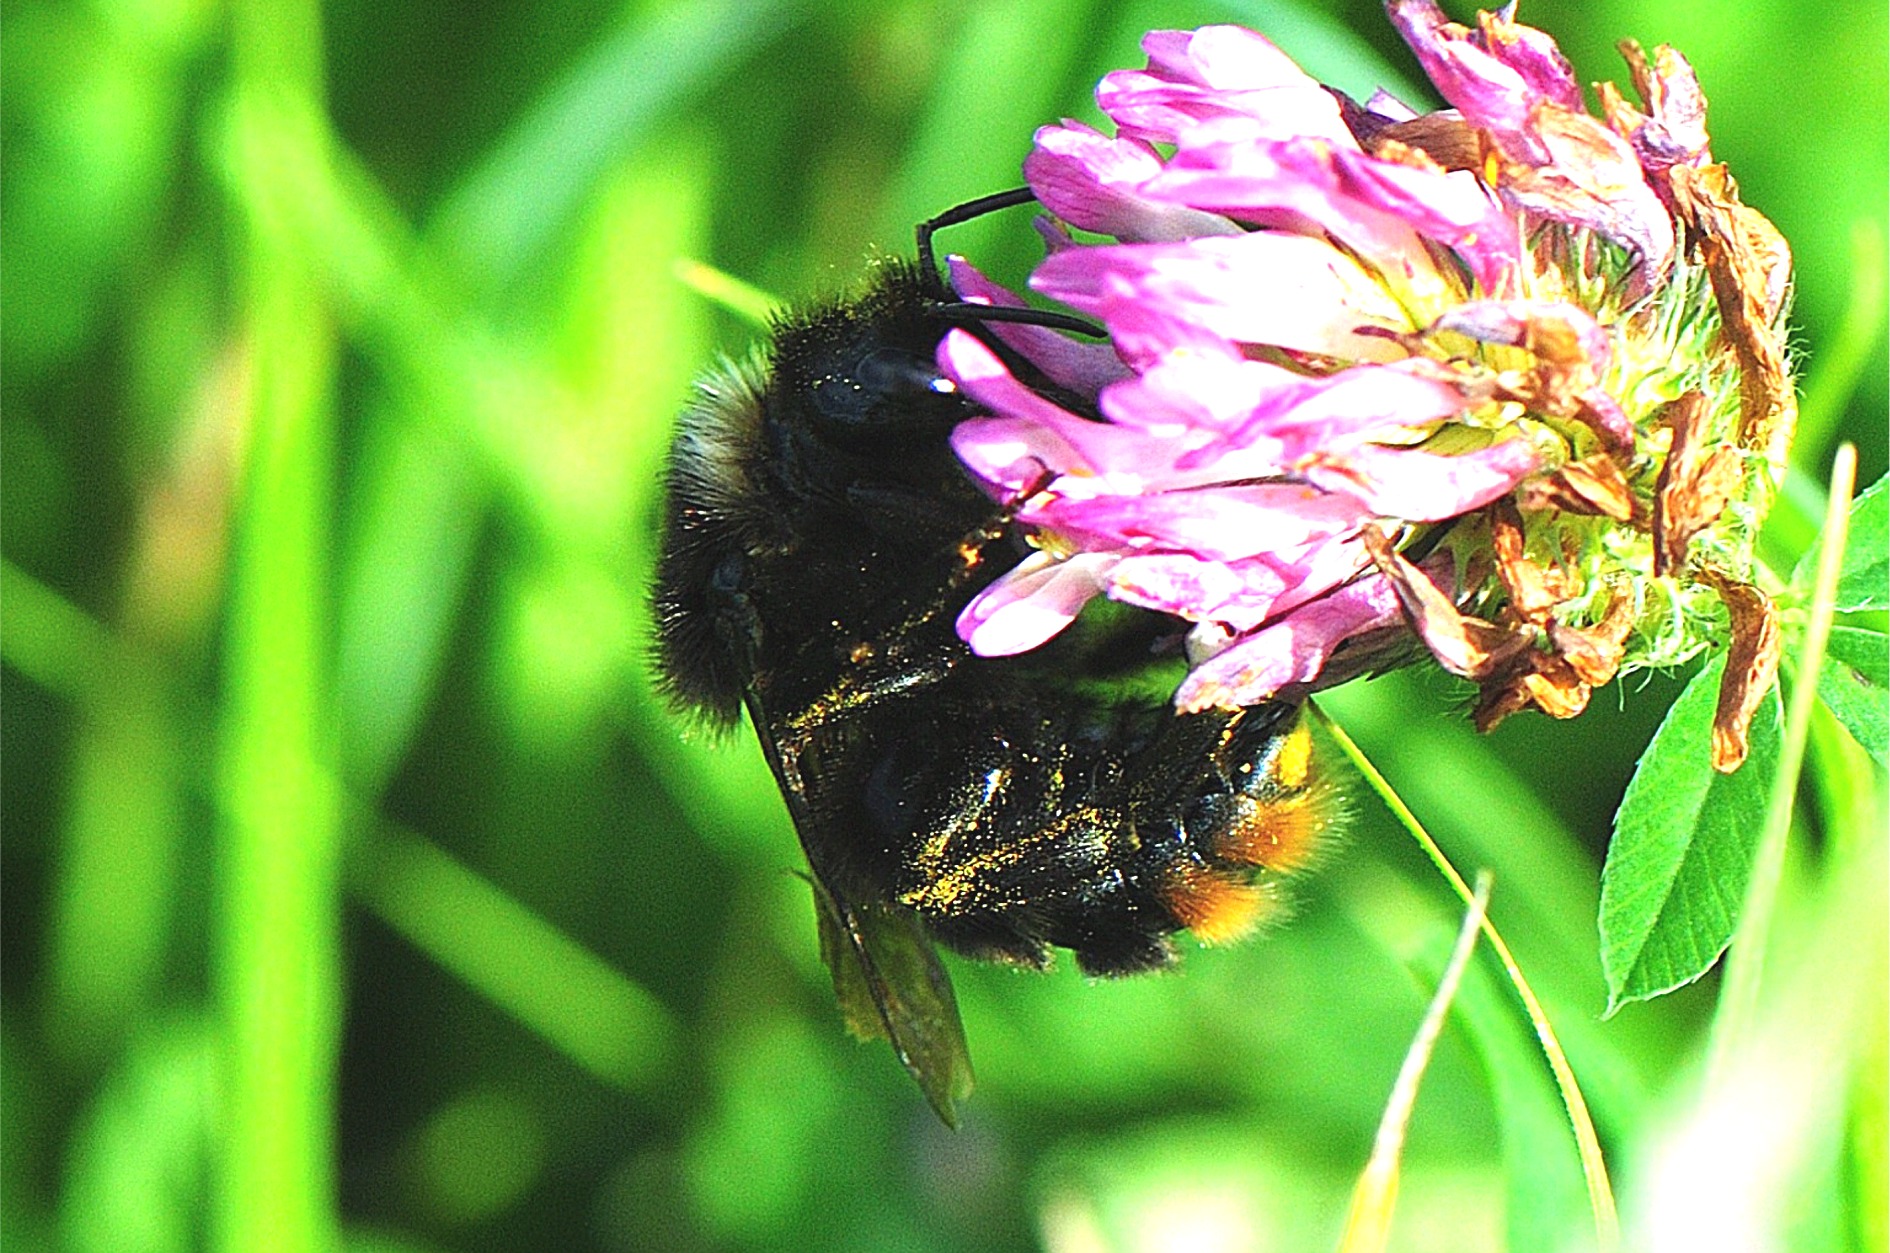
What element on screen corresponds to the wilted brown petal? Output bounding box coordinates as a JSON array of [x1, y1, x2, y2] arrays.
[[1433, 301, 1605, 368], [1500, 103, 1677, 288], [1518, 452, 1637, 521], [1450, 305, 1638, 452], [1652, 391, 1743, 576], [1600, 40, 1712, 175], [1362, 526, 1532, 679], [1699, 569, 1781, 772], [1488, 498, 1569, 623], [1368, 118, 1486, 173], [1473, 673, 1534, 732], [1472, 575, 1631, 731], [1473, 651, 1591, 732], [1547, 591, 1635, 686], [1595, 82, 1641, 153], [1669, 163, 1796, 466], [1521, 655, 1593, 718]]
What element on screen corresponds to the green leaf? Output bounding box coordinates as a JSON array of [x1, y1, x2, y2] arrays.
[[1796, 473, 1888, 610], [1818, 625, 1889, 765], [1599, 658, 1785, 1012]]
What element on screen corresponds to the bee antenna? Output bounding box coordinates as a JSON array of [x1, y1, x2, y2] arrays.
[[933, 302, 1107, 340], [916, 189, 1109, 340], [915, 187, 1039, 296]]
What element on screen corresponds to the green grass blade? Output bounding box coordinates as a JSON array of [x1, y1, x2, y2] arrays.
[[426, 0, 806, 291], [1337, 873, 1490, 1253], [346, 824, 679, 1091], [673, 258, 779, 328], [876, 0, 1104, 274], [1794, 223, 1888, 464], [1624, 762, 1886, 1248], [60, 1019, 216, 1253], [1315, 703, 1620, 1252], [331, 416, 484, 793], [1709, 445, 1859, 1080], [1316, 675, 1653, 1130], [1446, 929, 1593, 1251], [214, 2, 341, 1244], [0, 561, 122, 697], [46, 683, 184, 1067]]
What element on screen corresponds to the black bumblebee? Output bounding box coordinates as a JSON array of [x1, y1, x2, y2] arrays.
[[653, 193, 1340, 1123]]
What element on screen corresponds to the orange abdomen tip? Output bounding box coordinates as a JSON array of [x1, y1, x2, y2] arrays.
[[1209, 787, 1339, 874], [1159, 863, 1279, 946], [1210, 715, 1343, 874]]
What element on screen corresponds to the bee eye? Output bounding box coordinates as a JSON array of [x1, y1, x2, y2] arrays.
[[855, 347, 947, 398], [809, 347, 964, 439]]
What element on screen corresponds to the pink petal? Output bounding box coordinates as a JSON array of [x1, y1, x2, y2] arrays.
[[1174, 572, 1403, 711], [1031, 232, 1412, 362], [1254, 530, 1383, 621], [1299, 437, 1540, 521], [1386, 0, 1673, 281], [1096, 344, 1296, 437], [1176, 25, 1319, 94], [1025, 121, 1242, 243], [1039, 482, 1369, 563], [939, 330, 1155, 482], [950, 414, 1082, 500], [947, 257, 1131, 396], [1386, 0, 1563, 161], [1362, 88, 1419, 122], [1147, 122, 1523, 294], [1108, 550, 1266, 619], [1326, 155, 1523, 295], [1217, 360, 1471, 460], [1475, 6, 1585, 113], [1578, 390, 1635, 451], [1112, 529, 1374, 633], [1083, 291, 1249, 375], [951, 410, 1193, 506], [1097, 26, 1355, 147], [1148, 125, 1432, 277], [957, 550, 1115, 655]]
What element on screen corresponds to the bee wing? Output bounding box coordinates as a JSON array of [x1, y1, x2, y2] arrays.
[[742, 691, 975, 1127], [808, 875, 975, 1128]]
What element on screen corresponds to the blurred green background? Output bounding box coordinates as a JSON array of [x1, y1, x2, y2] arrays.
[[2, 1, 1884, 1250]]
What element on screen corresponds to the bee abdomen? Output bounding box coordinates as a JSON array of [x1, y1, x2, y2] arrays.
[[866, 695, 1341, 976]]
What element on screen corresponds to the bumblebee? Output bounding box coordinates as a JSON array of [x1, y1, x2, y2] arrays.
[[653, 194, 1340, 1123]]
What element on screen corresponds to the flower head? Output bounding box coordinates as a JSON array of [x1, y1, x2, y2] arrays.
[[945, 2, 1793, 769]]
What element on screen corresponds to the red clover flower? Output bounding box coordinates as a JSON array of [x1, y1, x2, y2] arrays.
[[943, 0, 1794, 769]]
